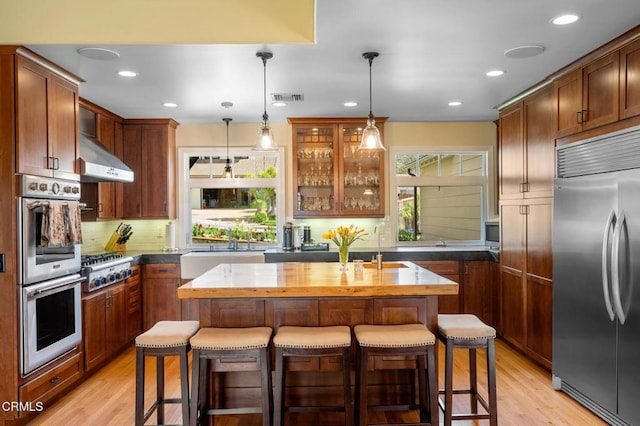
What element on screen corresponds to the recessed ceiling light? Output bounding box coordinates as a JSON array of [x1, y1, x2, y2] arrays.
[[344, 101, 358, 107], [272, 101, 287, 107], [504, 45, 545, 59], [163, 102, 177, 108], [552, 14, 580, 25], [117, 70, 137, 77], [448, 101, 463, 107], [77, 47, 120, 61], [486, 70, 505, 77]]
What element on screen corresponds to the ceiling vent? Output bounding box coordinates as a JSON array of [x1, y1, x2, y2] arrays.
[[271, 93, 304, 102]]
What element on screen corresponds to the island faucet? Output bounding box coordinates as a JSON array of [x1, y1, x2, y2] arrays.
[[373, 225, 383, 269]]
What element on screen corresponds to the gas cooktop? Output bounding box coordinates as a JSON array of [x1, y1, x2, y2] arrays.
[[81, 252, 134, 292]]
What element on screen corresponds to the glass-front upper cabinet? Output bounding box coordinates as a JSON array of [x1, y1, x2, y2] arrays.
[[290, 117, 385, 218]]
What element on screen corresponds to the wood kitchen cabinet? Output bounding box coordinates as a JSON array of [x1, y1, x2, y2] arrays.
[[79, 100, 123, 221], [121, 120, 178, 219], [463, 260, 496, 327], [620, 39, 640, 120], [82, 283, 127, 372], [499, 198, 552, 369], [18, 352, 83, 418], [289, 117, 386, 218], [142, 263, 182, 330], [554, 52, 619, 138], [16, 52, 80, 181], [413, 260, 461, 314], [499, 85, 555, 200], [126, 265, 142, 341]]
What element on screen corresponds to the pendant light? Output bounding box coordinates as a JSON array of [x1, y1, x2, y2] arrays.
[[255, 51, 276, 150], [358, 51, 385, 151], [223, 118, 233, 178]]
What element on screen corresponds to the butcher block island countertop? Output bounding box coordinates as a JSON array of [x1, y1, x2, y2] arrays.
[[177, 261, 458, 299]]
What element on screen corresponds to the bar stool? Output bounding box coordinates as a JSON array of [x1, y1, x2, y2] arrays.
[[189, 327, 273, 426], [135, 320, 200, 426], [273, 325, 352, 426], [437, 314, 497, 426], [354, 323, 438, 426]]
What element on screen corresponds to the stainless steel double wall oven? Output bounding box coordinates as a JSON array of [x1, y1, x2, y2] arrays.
[[19, 175, 83, 376]]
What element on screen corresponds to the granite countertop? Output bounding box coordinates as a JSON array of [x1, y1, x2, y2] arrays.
[[116, 245, 500, 265]]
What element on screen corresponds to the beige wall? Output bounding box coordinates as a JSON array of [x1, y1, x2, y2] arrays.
[[82, 120, 496, 251]]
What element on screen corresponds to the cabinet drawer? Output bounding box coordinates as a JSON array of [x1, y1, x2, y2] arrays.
[[128, 293, 141, 313], [144, 263, 179, 278], [127, 277, 141, 296], [414, 260, 460, 275], [19, 353, 82, 413]]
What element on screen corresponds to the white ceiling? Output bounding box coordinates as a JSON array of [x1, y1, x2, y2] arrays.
[[28, 0, 640, 125]]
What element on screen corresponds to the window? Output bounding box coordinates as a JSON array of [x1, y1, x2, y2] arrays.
[[178, 147, 284, 249], [392, 150, 489, 244]]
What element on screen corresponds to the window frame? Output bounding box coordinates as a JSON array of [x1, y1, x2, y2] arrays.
[[177, 146, 285, 249], [389, 146, 492, 246]]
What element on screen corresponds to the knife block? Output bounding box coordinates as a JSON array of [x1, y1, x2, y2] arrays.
[[105, 232, 120, 251], [116, 243, 127, 252]]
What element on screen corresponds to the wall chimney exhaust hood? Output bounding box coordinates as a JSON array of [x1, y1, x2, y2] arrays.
[[79, 134, 134, 183]]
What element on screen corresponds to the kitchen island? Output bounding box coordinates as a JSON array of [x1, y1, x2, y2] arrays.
[[177, 261, 457, 414]]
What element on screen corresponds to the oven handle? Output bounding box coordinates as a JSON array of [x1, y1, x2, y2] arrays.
[[24, 274, 84, 298], [28, 201, 87, 210]]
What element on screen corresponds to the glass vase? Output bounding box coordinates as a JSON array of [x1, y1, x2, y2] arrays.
[[339, 245, 349, 271]]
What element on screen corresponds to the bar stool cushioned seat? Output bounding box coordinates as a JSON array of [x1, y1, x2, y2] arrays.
[[437, 314, 497, 426], [135, 320, 200, 426], [189, 327, 273, 426], [273, 325, 352, 426], [354, 324, 438, 426]]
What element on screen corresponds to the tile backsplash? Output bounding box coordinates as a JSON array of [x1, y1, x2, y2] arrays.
[[81, 220, 170, 253]]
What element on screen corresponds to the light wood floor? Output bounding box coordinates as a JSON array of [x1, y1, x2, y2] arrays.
[[28, 339, 605, 425]]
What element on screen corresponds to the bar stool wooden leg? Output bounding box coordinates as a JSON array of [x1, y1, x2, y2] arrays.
[[443, 338, 454, 426], [342, 345, 353, 426], [156, 355, 165, 424], [418, 351, 427, 423], [135, 347, 145, 426], [469, 347, 478, 414], [356, 345, 369, 426], [487, 339, 498, 426], [426, 344, 439, 426], [274, 346, 285, 426], [260, 346, 273, 426]]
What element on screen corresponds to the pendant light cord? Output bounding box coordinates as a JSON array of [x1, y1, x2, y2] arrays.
[[223, 117, 232, 163], [261, 55, 269, 123], [363, 52, 379, 121], [368, 56, 373, 120]]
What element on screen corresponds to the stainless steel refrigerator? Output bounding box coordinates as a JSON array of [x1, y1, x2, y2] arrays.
[[553, 126, 640, 426]]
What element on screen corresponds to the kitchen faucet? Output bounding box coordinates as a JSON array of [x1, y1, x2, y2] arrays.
[[227, 228, 238, 251], [373, 225, 383, 269]]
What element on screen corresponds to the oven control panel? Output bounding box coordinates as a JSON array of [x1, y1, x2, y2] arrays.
[[20, 175, 81, 200]]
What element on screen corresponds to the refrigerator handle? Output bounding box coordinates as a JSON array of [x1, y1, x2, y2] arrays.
[[611, 210, 627, 325], [601, 209, 616, 321]]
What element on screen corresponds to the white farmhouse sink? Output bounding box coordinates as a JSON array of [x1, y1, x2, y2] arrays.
[[180, 251, 265, 279]]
